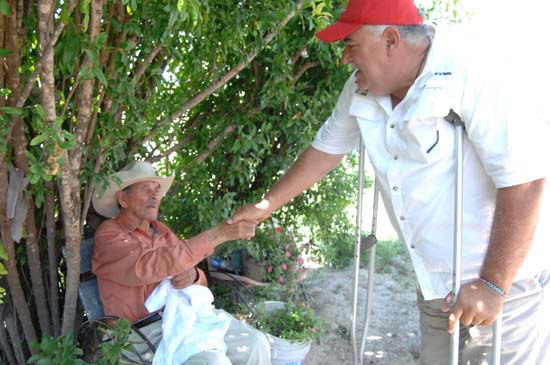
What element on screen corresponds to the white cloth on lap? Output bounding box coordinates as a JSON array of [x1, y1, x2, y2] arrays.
[[145, 280, 232, 365]]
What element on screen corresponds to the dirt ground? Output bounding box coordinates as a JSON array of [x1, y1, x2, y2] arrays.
[[301, 263, 420, 365]]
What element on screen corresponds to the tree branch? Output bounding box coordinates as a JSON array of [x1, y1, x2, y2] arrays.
[[195, 123, 237, 165], [292, 61, 320, 85], [133, 43, 162, 88], [3, 0, 78, 148], [171, 0, 304, 122]]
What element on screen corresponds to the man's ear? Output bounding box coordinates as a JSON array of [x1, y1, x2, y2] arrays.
[[116, 191, 127, 209], [383, 26, 401, 56]]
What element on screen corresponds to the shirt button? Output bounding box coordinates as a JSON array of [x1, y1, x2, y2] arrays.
[[400, 216, 406, 221], [410, 243, 415, 249], [393, 155, 399, 160], [392, 186, 399, 191], [389, 123, 396, 129]]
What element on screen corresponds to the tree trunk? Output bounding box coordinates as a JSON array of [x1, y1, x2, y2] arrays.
[[46, 181, 60, 336], [60, 0, 105, 335], [4, 297, 27, 365], [0, 152, 37, 352], [12, 116, 53, 337], [0, 0, 38, 352], [0, 306, 17, 365], [38, 0, 60, 337]]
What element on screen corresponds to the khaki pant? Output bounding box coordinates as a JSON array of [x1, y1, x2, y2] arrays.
[[417, 270, 549, 365], [126, 314, 271, 365]]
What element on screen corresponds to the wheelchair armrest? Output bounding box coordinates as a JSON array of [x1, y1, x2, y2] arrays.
[[132, 312, 162, 329]]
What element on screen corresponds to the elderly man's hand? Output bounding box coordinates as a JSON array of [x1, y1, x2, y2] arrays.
[[442, 278, 505, 333], [171, 268, 198, 289], [224, 220, 256, 241], [209, 220, 257, 244]]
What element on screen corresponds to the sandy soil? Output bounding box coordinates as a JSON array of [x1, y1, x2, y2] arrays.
[[301, 264, 420, 365]]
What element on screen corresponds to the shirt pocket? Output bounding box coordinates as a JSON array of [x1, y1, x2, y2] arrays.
[[397, 84, 458, 163]]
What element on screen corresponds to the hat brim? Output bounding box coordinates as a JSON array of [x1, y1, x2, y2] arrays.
[[316, 22, 363, 43], [92, 175, 174, 218]]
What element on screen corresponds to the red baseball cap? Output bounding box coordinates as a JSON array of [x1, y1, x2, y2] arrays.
[[316, 0, 424, 43]]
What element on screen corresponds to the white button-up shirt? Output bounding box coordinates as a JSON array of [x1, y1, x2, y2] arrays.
[[312, 26, 550, 300]]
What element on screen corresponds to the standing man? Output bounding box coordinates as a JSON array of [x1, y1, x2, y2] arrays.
[[92, 160, 271, 365], [229, 0, 550, 363]]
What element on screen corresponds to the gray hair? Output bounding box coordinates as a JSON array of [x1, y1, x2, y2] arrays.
[[365, 24, 434, 46]]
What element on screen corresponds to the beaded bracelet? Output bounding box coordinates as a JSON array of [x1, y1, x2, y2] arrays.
[[479, 276, 507, 299]]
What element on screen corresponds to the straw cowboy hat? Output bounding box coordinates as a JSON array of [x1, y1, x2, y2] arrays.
[[92, 161, 174, 218]]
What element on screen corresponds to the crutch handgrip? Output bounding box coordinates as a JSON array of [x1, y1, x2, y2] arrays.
[[360, 233, 377, 252]]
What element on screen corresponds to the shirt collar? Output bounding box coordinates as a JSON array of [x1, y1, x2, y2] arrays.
[[114, 213, 164, 235]]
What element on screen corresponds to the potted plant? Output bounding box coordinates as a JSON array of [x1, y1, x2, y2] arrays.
[[254, 299, 325, 365]]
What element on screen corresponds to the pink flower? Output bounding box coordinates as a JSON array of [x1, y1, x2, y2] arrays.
[[282, 262, 288, 270], [297, 269, 308, 282], [279, 276, 285, 284], [276, 226, 283, 233], [266, 266, 273, 273], [285, 251, 291, 258], [298, 256, 304, 265], [285, 243, 290, 250], [289, 233, 293, 239]]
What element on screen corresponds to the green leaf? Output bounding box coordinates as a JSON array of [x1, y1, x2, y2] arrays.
[[62, 34, 80, 71], [30, 134, 48, 146], [33, 104, 48, 121], [53, 117, 63, 129], [41, 336, 55, 353], [92, 32, 107, 50], [0, 0, 9, 16], [36, 359, 54, 365], [83, 48, 98, 65], [119, 40, 136, 51], [0, 48, 11, 58], [0, 243, 7, 260], [0, 106, 24, 116], [58, 130, 76, 150], [77, 66, 93, 80], [92, 66, 108, 86]]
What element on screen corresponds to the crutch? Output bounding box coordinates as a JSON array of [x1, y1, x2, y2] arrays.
[[445, 109, 503, 365], [351, 139, 379, 365]]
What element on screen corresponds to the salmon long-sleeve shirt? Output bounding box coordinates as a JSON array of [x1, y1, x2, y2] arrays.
[[92, 214, 216, 322]]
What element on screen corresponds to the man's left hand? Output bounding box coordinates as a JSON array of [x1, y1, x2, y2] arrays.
[[442, 279, 505, 333], [172, 268, 198, 289]]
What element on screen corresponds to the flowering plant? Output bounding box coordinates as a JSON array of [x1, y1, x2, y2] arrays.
[[246, 220, 325, 343], [247, 220, 311, 289]]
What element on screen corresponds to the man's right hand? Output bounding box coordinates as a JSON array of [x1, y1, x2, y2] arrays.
[[227, 199, 272, 226], [172, 268, 198, 289], [209, 220, 257, 244]]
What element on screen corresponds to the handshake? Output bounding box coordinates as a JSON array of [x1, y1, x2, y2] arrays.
[[210, 199, 274, 245]]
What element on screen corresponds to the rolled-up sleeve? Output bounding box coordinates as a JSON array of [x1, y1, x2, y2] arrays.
[[462, 65, 550, 188]]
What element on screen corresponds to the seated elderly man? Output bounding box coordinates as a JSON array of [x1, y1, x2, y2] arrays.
[[91, 160, 270, 365]]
